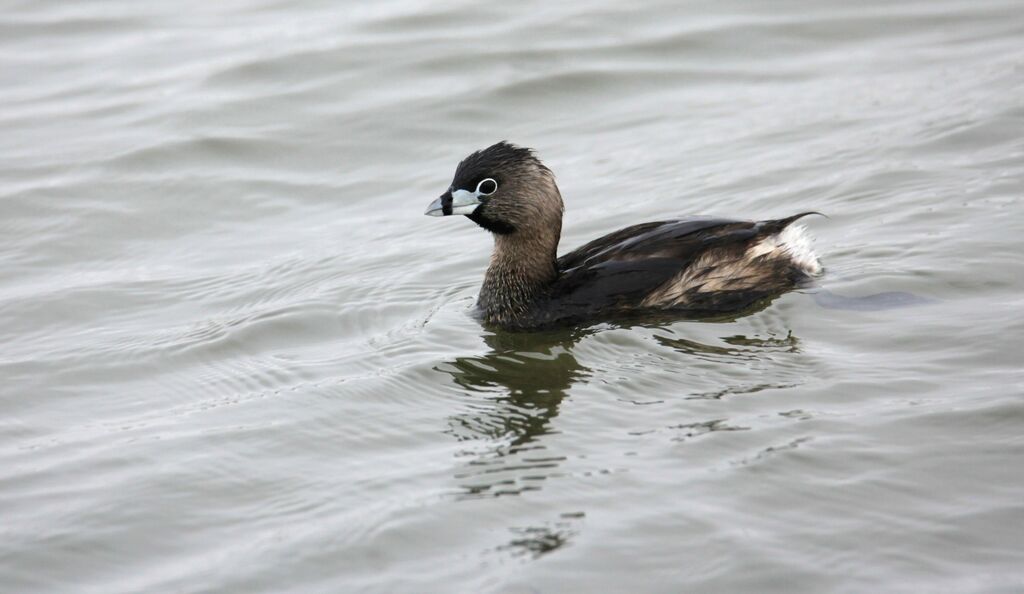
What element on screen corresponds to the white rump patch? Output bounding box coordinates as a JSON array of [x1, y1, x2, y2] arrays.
[[640, 223, 822, 308], [747, 224, 822, 277]]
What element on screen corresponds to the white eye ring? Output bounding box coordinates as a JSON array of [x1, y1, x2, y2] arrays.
[[476, 178, 498, 195]]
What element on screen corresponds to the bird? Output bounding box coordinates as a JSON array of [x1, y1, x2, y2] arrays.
[[425, 141, 822, 331]]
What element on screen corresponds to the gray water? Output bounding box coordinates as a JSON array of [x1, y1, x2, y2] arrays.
[[2, 1, 1023, 592]]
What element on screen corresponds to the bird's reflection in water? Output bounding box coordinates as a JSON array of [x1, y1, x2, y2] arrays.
[[437, 328, 592, 500], [654, 329, 806, 400], [438, 320, 807, 491], [653, 329, 800, 358], [436, 328, 592, 559], [435, 319, 806, 558]]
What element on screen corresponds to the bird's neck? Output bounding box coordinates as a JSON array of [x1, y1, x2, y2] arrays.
[[479, 229, 559, 326]]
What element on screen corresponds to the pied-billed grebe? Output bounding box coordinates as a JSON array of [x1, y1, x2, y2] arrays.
[[425, 141, 823, 330]]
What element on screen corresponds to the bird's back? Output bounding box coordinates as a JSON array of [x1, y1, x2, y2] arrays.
[[521, 214, 821, 327]]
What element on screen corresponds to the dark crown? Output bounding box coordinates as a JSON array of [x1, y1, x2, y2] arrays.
[[451, 141, 546, 190]]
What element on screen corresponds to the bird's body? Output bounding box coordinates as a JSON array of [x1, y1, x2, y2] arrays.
[[426, 142, 822, 331]]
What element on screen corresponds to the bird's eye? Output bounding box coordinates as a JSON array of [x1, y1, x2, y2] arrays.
[[476, 178, 498, 195]]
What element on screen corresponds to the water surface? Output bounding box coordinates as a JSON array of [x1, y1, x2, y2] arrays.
[[2, 1, 1023, 592]]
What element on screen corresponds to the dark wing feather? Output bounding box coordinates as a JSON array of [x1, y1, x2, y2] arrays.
[[532, 214, 819, 325], [556, 217, 742, 271]]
